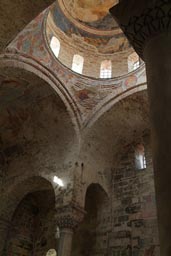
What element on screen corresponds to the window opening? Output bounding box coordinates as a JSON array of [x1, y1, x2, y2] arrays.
[[100, 60, 112, 78], [72, 54, 84, 74], [135, 144, 147, 170], [133, 60, 140, 70], [128, 52, 140, 72], [50, 36, 60, 58]]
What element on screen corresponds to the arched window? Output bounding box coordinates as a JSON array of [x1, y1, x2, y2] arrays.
[[72, 54, 84, 74], [46, 249, 57, 256], [100, 60, 112, 78], [128, 52, 140, 72], [50, 36, 60, 58], [135, 144, 147, 170]]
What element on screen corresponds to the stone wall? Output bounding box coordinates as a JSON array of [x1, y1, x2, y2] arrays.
[[88, 138, 160, 256]]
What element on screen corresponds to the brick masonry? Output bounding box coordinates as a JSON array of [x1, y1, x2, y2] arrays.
[[72, 137, 160, 256]]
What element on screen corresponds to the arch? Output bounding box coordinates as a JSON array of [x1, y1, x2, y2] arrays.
[[83, 82, 147, 130], [100, 60, 112, 78], [72, 54, 84, 74], [83, 182, 109, 207], [0, 176, 56, 255], [1, 176, 55, 220], [84, 183, 109, 208], [79, 90, 150, 178], [50, 36, 60, 58], [82, 63, 147, 130], [0, 54, 82, 137], [3, 176, 56, 255], [72, 183, 109, 256], [0, 58, 79, 178]]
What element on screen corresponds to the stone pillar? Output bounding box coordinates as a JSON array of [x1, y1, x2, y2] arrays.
[[56, 204, 85, 256], [110, 1, 171, 255], [58, 228, 73, 256]]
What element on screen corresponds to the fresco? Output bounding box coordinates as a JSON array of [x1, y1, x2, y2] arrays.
[[63, 0, 117, 22], [50, 2, 129, 53], [71, 80, 123, 111], [82, 13, 118, 30], [12, 11, 50, 65], [52, 3, 112, 42], [6, 7, 147, 128], [60, 0, 118, 27]]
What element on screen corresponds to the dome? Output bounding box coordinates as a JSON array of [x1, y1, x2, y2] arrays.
[[45, 0, 138, 78], [61, 0, 118, 24]]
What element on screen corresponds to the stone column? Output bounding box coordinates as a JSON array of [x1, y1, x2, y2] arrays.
[[56, 204, 85, 256], [58, 228, 73, 256], [110, 1, 171, 255]]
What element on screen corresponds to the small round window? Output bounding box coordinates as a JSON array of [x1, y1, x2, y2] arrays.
[[46, 249, 57, 256]]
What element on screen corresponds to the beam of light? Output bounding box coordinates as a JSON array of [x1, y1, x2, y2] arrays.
[[53, 176, 64, 187]]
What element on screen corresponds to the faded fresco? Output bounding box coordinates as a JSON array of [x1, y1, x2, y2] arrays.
[[6, 5, 147, 129]]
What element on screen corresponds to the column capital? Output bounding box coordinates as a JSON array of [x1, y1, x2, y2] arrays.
[[55, 203, 86, 230], [110, 0, 171, 59]]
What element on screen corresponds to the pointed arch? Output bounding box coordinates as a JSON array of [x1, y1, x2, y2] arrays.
[[0, 54, 82, 136], [0, 175, 55, 255]]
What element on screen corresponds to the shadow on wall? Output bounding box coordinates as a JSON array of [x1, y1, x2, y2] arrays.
[[71, 183, 108, 256]]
